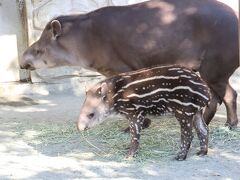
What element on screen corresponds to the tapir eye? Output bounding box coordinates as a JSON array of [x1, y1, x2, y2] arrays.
[[102, 95, 107, 101], [87, 113, 95, 119], [35, 49, 43, 56]]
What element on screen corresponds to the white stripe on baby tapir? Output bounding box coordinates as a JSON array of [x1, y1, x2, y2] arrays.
[[168, 98, 201, 109], [133, 104, 156, 110], [126, 107, 136, 111], [137, 111, 144, 119], [176, 109, 183, 114], [116, 78, 124, 83], [117, 98, 130, 102], [152, 98, 169, 103], [127, 86, 209, 100], [122, 76, 181, 89], [118, 110, 129, 115], [113, 90, 124, 99], [168, 67, 181, 71], [179, 75, 192, 79], [189, 80, 207, 87]]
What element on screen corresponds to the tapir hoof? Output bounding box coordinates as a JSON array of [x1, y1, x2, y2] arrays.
[[126, 150, 138, 159], [196, 150, 208, 156], [142, 118, 152, 129], [175, 153, 187, 161], [225, 120, 238, 130]]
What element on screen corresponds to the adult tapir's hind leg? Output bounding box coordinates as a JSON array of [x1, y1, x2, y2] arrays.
[[207, 81, 238, 128], [175, 112, 194, 161], [199, 76, 239, 128], [223, 83, 238, 128], [193, 110, 209, 156]]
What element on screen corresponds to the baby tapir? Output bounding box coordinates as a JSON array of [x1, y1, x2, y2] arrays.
[[77, 65, 211, 160]]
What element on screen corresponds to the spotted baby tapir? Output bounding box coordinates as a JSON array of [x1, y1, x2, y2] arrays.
[[77, 65, 211, 160]]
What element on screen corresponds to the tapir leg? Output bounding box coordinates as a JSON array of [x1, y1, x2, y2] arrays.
[[204, 90, 219, 125], [223, 83, 238, 128], [124, 117, 151, 133], [208, 81, 238, 128], [175, 112, 194, 161], [126, 115, 144, 158], [193, 110, 208, 156]]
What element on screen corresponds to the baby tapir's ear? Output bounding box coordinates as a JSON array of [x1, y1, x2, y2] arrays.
[[51, 20, 62, 39], [100, 82, 108, 96]]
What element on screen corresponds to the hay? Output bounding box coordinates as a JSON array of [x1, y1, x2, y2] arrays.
[[16, 115, 240, 163]]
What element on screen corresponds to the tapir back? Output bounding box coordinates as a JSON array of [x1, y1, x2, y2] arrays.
[[113, 65, 210, 116]]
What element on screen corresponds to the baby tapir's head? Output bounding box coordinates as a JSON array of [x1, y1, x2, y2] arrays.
[[77, 82, 112, 131]]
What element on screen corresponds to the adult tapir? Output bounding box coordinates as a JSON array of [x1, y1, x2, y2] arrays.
[[20, 0, 239, 128]]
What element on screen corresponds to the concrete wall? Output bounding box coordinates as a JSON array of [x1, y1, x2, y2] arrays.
[[0, 1, 21, 82]]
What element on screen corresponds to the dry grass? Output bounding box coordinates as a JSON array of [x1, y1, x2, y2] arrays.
[[16, 115, 240, 163]]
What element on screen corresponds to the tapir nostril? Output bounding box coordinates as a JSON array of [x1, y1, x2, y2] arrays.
[[22, 62, 35, 70], [25, 63, 32, 69], [87, 113, 95, 119]]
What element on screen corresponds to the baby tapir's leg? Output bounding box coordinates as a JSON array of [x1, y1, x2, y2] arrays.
[[193, 110, 209, 156], [126, 114, 144, 158], [175, 112, 194, 161], [124, 118, 151, 132]]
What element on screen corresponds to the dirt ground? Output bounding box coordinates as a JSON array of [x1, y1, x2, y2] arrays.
[[0, 70, 240, 180]]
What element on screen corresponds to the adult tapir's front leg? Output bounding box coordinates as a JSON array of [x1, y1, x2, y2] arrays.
[[175, 112, 194, 161], [126, 114, 144, 158]]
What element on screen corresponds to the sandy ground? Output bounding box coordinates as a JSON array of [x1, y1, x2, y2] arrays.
[[0, 69, 240, 180]]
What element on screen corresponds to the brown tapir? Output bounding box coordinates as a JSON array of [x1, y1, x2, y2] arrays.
[[20, 0, 239, 128], [77, 65, 211, 160]]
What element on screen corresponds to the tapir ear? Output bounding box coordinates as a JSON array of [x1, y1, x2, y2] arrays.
[[51, 20, 62, 39], [100, 82, 108, 96]]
